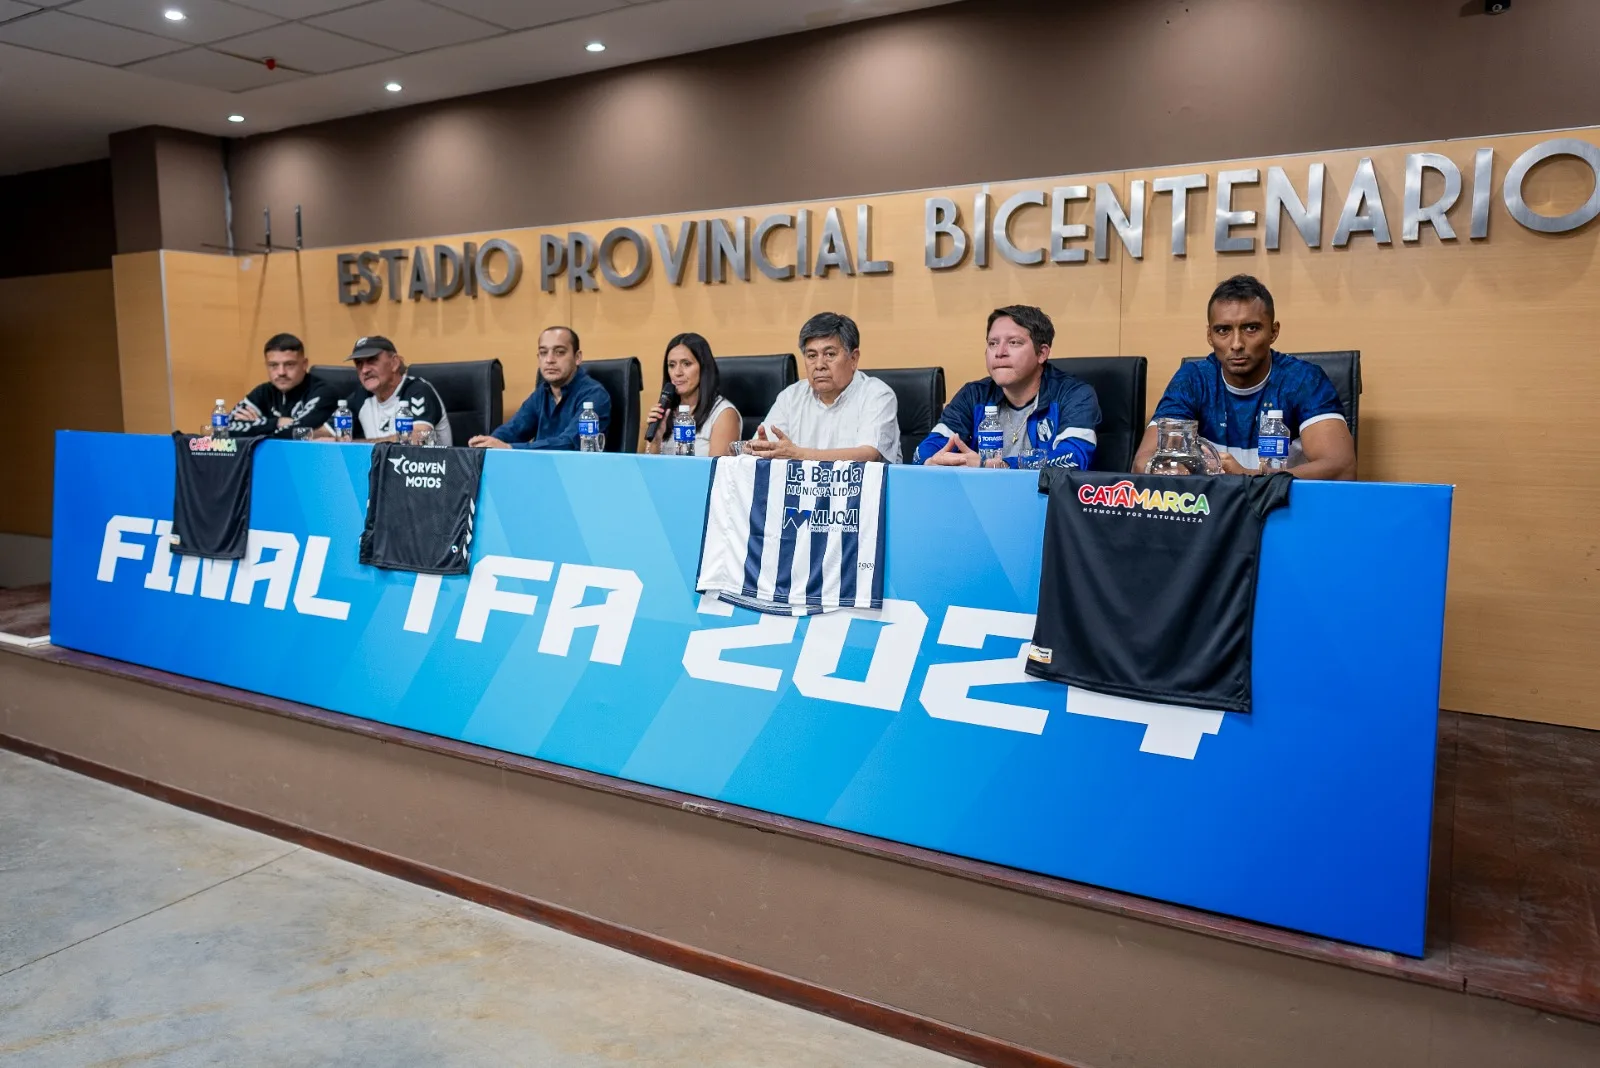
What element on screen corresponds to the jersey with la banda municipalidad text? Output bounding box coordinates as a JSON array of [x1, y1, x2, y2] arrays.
[[360, 444, 484, 575], [697, 457, 886, 616], [170, 432, 262, 560], [1025, 468, 1293, 714]]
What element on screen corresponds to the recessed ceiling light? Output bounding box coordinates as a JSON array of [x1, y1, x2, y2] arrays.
[[385, 82, 402, 92], [164, 9, 186, 21], [227, 114, 245, 123], [585, 41, 605, 52]]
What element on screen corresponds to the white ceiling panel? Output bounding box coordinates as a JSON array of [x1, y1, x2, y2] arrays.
[[0, 2, 36, 24], [0, 10, 186, 64], [63, 0, 282, 44], [211, 19, 396, 72], [127, 43, 305, 91], [228, 0, 364, 17], [308, 0, 499, 53], [424, 0, 629, 32], [0, 0, 960, 175]]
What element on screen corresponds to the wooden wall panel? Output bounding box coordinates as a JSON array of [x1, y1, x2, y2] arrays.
[[198, 128, 1600, 730], [112, 252, 170, 436], [233, 237, 571, 410], [0, 269, 122, 536], [567, 180, 1127, 423], [163, 252, 251, 432]]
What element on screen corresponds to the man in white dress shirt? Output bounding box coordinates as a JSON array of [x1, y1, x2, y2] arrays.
[[747, 311, 901, 463]]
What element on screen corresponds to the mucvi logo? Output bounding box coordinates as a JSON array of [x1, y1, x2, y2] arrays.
[[1078, 479, 1211, 516], [783, 506, 860, 532]]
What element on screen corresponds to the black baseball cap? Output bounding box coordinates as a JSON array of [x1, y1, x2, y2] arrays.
[[346, 335, 397, 361]]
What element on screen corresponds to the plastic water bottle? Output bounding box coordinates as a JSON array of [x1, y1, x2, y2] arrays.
[[976, 404, 1003, 465], [672, 404, 697, 456], [332, 399, 354, 442], [578, 402, 603, 453], [1259, 409, 1290, 471], [210, 399, 230, 439], [394, 410, 413, 445]]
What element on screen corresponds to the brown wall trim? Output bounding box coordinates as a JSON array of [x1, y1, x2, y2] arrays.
[[228, 0, 1600, 250], [10, 645, 1465, 998], [0, 729, 1081, 1068]]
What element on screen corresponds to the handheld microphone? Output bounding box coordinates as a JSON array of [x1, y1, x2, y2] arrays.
[[645, 386, 678, 443]]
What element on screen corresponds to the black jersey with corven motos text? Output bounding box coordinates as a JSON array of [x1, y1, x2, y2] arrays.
[[229, 374, 342, 438], [360, 444, 484, 575], [170, 432, 262, 560], [1025, 469, 1293, 714]]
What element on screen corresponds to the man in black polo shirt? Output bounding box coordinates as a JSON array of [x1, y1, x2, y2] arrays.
[[227, 333, 341, 438]]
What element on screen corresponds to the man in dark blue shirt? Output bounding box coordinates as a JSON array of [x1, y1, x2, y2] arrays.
[[468, 326, 612, 451], [1135, 275, 1355, 480]]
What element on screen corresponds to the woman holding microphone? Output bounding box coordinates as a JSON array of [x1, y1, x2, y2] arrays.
[[644, 332, 742, 456]]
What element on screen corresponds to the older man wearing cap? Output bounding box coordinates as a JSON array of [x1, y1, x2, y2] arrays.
[[324, 335, 453, 446]]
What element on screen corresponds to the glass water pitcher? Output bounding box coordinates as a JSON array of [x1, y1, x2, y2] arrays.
[[1145, 418, 1207, 476]]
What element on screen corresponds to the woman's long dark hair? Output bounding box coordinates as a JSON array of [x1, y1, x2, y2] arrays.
[[661, 332, 721, 432]]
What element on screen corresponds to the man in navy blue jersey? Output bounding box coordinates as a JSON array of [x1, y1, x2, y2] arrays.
[[916, 305, 1100, 469], [1135, 275, 1355, 480]]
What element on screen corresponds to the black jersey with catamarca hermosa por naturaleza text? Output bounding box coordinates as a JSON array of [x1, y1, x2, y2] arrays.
[[170, 432, 263, 560], [1025, 469, 1293, 714]]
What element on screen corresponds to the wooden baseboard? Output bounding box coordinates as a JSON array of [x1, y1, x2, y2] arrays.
[[0, 732, 1082, 1068]]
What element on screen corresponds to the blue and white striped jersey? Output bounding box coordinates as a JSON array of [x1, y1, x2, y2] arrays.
[[697, 457, 886, 616]]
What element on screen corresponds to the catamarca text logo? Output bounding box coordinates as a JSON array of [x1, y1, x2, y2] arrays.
[[189, 436, 238, 454], [1079, 480, 1210, 517]]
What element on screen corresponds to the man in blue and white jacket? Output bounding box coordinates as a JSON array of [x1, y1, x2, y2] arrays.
[[916, 305, 1101, 470]]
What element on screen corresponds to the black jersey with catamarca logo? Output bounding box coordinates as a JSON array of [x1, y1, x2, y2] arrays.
[[1025, 469, 1293, 714], [170, 432, 263, 560]]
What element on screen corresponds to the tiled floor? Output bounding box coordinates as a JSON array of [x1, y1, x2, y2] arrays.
[[0, 748, 964, 1068]]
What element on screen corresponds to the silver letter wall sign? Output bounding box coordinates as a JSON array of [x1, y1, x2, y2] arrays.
[[336, 139, 1600, 299]]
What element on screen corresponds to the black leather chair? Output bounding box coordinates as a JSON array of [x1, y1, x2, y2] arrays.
[[583, 356, 642, 453], [1179, 350, 1362, 451], [1288, 350, 1362, 450], [410, 359, 505, 443], [1047, 357, 1148, 472], [718, 354, 798, 439], [309, 363, 359, 400], [860, 367, 945, 463]]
